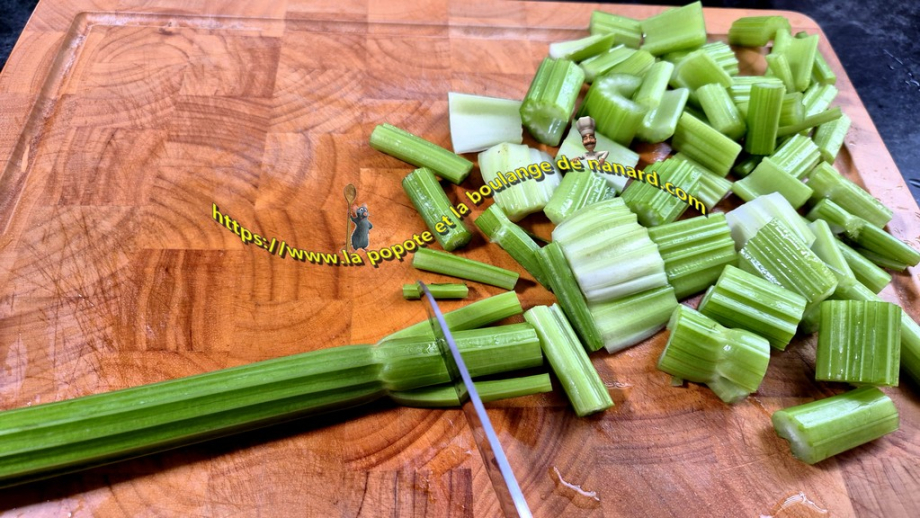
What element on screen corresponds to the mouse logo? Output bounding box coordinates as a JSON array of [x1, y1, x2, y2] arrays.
[[349, 203, 373, 252]]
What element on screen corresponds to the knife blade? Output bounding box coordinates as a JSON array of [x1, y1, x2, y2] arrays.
[[417, 281, 532, 518]]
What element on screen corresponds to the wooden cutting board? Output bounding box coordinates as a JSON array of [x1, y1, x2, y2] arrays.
[[1, 1, 918, 516]]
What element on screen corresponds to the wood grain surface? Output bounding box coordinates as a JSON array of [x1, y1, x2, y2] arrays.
[[0, 1, 918, 516]]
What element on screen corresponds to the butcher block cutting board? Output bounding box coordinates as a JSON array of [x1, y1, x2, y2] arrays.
[[1, 0, 918, 516]]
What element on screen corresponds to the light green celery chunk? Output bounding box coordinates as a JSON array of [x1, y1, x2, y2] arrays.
[[538, 243, 605, 351], [411, 248, 518, 290], [816, 300, 901, 386], [780, 92, 805, 126], [836, 240, 891, 293], [671, 112, 743, 176], [607, 49, 656, 77], [671, 153, 733, 209], [701, 42, 740, 77], [725, 192, 816, 249], [448, 92, 522, 154], [621, 158, 704, 226], [673, 49, 733, 91], [633, 61, 675, 109], [524, 305, 613, 416], [648, 213, 738, 299], [520, 57, 585, 146], [699, 265, 805, 350], [478, 143, 561, 221], [773, 29, 818, 92], [813, 112, 851, 163], [806, 162, 892, 227], [579, 45, 637, 83], [589, 11, 642, 48], [809, 220, 854, 284], [640, 1, 707, 56], [770, 134, 820, 179], [803, 83, 838, 117], [589, 286, 678, 353], [745, 82, 786, 155], [657, 305, 771, 404], [402, 283, 468, 300], [556, 125, 639, 193], [728, 76, 784, 109], [370, 123, 473, 184], [474, 204, 551, 289], [389, 374, 552, 408], [383, 291, 522, 341], [765, 53, 796, 92], [697, 83, 746, 141], [402, 167, 473, 251], [806, 199, 920, 267], [552, 198, 634, 245], [636, 88, 689, 143], [738, 218, 838, 313], [732, 154, 763, 178], [728, 16, 792, 46], [580, 75, 648, 145], [543, 171, 611, 225], [731, 157, 813, 208], [772, 387, 898, 464], [811, 50, 837, 85], [549, 33, 616, 62]]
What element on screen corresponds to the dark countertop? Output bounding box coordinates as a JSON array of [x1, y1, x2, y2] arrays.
[[2, 0, 918, 201]]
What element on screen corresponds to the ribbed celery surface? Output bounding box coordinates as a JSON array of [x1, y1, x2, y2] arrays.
[[738, 218, 837, 313], [836, 240, 891, 293], [672, 153, 733, 210], [811, 50, 837, 85], [524, 305, 613, 416], [634, 61, 674, 109], [772, 387, 898, 464], [728, 16, 792, 46], [636, 88, 689, 143], [621, 158, 703, 226], [549, 33, 616, 62], [725, 192, 816, 249], [671, 112, 742, 177], [732, 158, 813, 208], [729, 76, 783, 112], [777, 107, 841, 137], [657, 305, 771, 404], [402, 283, 468, 300], [607, 50, 656, 77], [520, 57, 585, 146], [589, 286, 678, 353], [646, 212, 738, 298], [370, 123, 473, 184], [807, 199, 920, 267], [815, 301, 901, 386], [698, 265, 806, 350], [803, 83, 838, 117], [813, 112, 851, 163], [412, 248, 518, 290], [543, 171, 610, 224], [807, 162, 892, 228], [697, 83, 746, 141], [448, 92, 523, 154], [673, 50, 733, 91], [772, 29, 818, 92], [745, 83, 786, 155], [809, 220, 855, 284], [389, 374, 552, 408], [765, 53, 796, 92], [474, 204, 551, 288], [580, 45, 637, 83], [402, 167, 472, 251], [640, 1, 707, 56], [538, 242, 605, 352], [854, 246, 911, 271], [580, 74, 648, 145], [770, 134, 820, 179], [478, 142, 560, 221], [589, 11, 642, 48], [780, 92, 805, 126]]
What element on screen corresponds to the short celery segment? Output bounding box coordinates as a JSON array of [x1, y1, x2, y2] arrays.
[[815, 300, 901, 386], [402, 167, 472, 251], [370, 123, 473, 184], [520, 57, 585, 146], [411, 248, 519, 290]]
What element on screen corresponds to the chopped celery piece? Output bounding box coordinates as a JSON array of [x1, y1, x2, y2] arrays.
[[813, 112, 851, 163], [765, 53, 796, 92], [543, 171, 610, 225], [672, 152, 733, 209], [657, 305, 771, 404], [807, 199, 920, 267], [370, 123, 473, 184], [806, 162, 892, 227], [699, 265, 806, 350], [745, 82, 786, 155], [640, 1, 707, 56], [836, 240, 891, 293], [580, 75, 648, 145], [538, 242, 605, 351], [697, 83, 746, 141], [772, 29, 818, 92], [607, 49, 656, 77], [520, 57, 585, 146], [815, 300, 901, 386], [809, 220, 854, 284], [770, 133, 820, 179], [725, 192, 816, 249], [389, 374, 552, 408], [772, 387, 899, 464], [634, 61, 675, 109], [556, 124, 639, 193], [728, 16, 792, 46], [636, 88, 689, 143], [549, 33, 616, 62], [524, 305, 613, 416], [778, 107, 842, 137], [671, 112, 743, 177], [673, 49, 733, 91], [589, 11, 642, 48], [731, 157, 813, 209], [852, 245, 910, 271], [780, 92, 805, 126], [478, 143, 560, 221], [648, 213, 738, 299], [701, 42, 740, 77], [898, 313, 920, 384], [411, 248, 518, 290], [474, 204, 551, 288], [402, 167, 473, 251], [589, 286, 678, 353], [812, 50, 837, 85], [384, 291, 522, 340], [803, 83, 838, 117], [402, 283, 468, 300], [621, 158, 704, 226], [732, 154, 763, 178], [552, 197, 635, 245], [738, 218, 838, 313], [579, 45, 637, 83], [448, 92, 523, 154], [729, 76, 784, 110]]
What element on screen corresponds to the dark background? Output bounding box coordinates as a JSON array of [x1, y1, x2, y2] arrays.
[[2, 0, 918, 201]]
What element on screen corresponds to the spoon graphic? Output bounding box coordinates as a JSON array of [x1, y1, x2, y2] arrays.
[[344, 184, 357, 252]]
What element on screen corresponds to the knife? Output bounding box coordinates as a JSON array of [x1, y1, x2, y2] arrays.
[[417, 281, 532, 518]]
